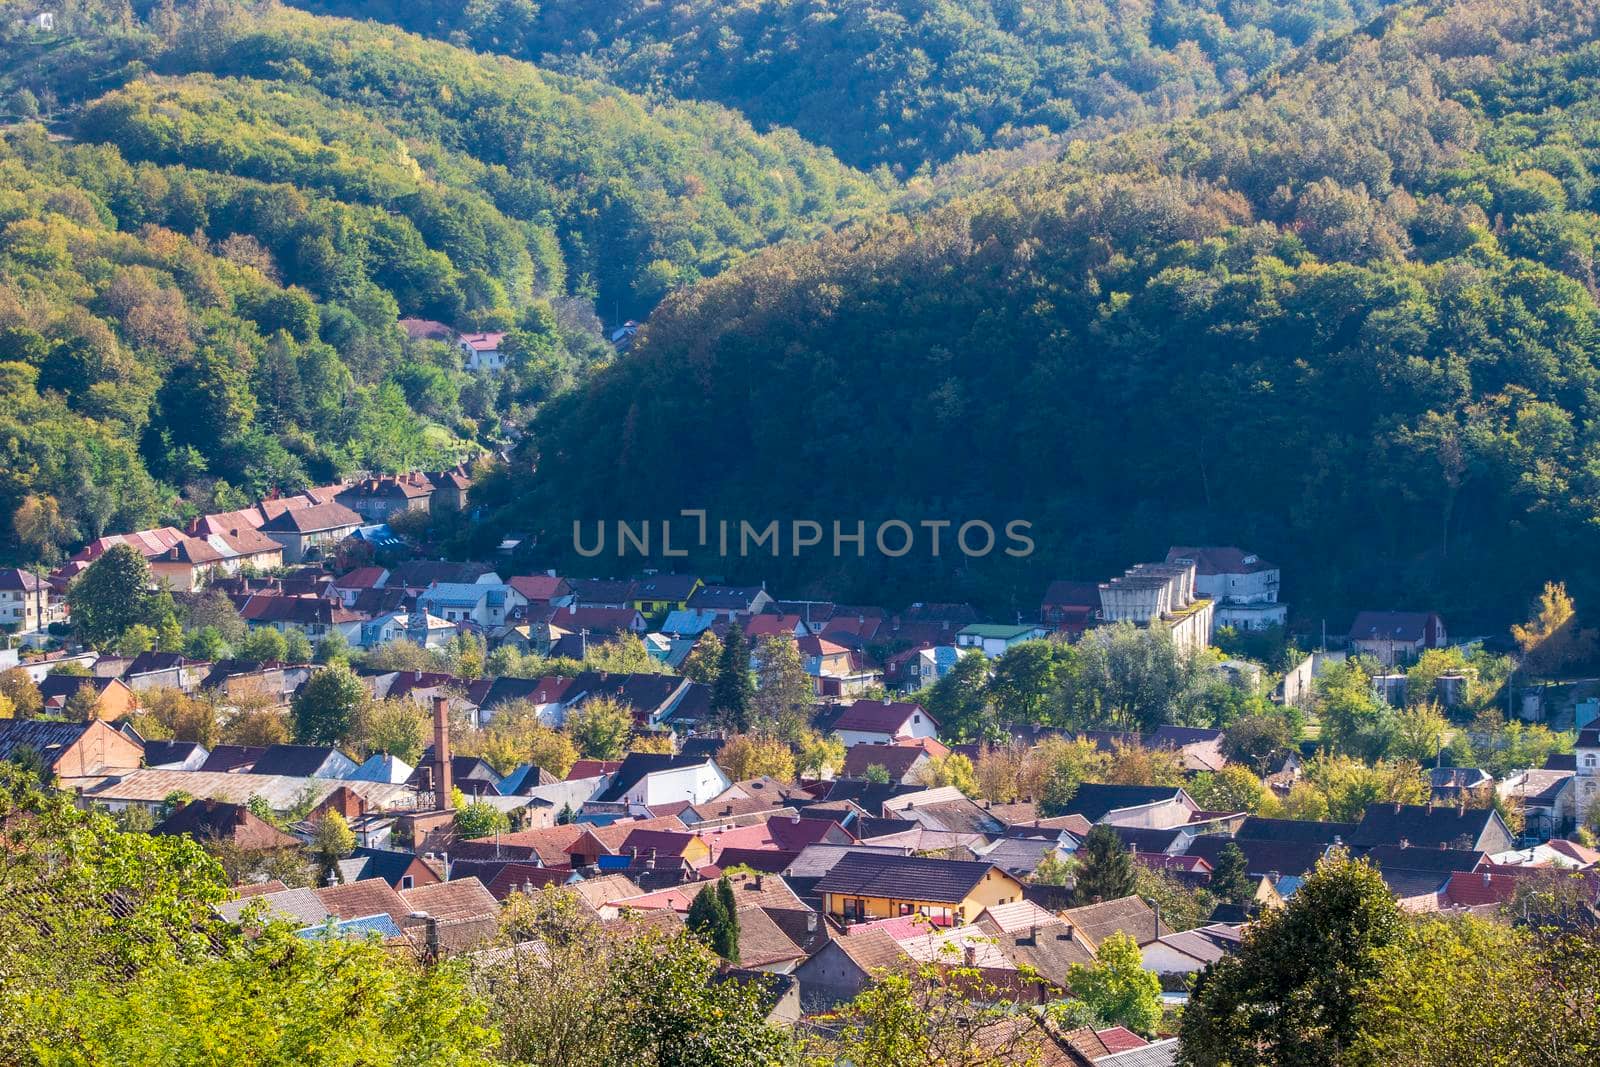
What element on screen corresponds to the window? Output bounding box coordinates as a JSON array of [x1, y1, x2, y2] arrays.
[[1586, 754, 1596, 769], [400, 875, 414, 889], [913, 714, 922, 724]]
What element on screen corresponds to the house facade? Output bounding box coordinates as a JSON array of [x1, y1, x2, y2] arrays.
[[259, 502, 364, 564], [1166, 546, 1287, 631], [1348, 611, 1448, 666]]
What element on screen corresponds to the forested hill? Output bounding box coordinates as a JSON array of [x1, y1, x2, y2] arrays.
[[0, 0, 881, 567], [517, 0, 1600, 625], [290, 0, 1387, 174]]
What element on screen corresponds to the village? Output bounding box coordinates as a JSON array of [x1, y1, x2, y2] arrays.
[[1, 460, 1597, 1065]]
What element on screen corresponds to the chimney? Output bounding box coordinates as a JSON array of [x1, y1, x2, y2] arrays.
[[755, 874, 765, 890], [806, 911, 818, 933], [433, 696, 453, 812]]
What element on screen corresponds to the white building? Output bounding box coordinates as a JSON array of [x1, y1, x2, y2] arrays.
[[1166, 546, 1287, 631], [458, 332, 506, 372], [1099, 560, 1214, 656]]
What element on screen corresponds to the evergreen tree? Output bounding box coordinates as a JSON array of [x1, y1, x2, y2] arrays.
[[686, 879, 739, 960], [710, 624, 753, 733], [1210, 842, 1255, 907], [1073, 824, 1137, 905]]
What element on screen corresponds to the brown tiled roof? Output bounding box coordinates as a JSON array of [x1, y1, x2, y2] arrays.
[[400, 878, 499, 922], [259, 501, 363, 534], [154, 799, 300, 851], [734, 906, 806, 968], [460, 824, 588, 866], [569, 874, 644, 912], [1060, 896, 1169, 948], [315, 878, 410, 924], [831, 926, 909, 973], [232, 879, 289, 899]]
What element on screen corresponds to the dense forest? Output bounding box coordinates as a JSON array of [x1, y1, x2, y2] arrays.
[[0, 0, 880, 565], [516, 0, 1600, 625], [291, 0, 1388, 173], [8, 0, 1600, 627]]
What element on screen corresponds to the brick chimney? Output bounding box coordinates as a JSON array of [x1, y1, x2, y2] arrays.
[[433, 695, 453, 811]]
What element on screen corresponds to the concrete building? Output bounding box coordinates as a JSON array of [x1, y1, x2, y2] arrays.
[[1099, 560, 1213, 656]]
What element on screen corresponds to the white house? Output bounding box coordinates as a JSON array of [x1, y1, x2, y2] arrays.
[[829, 699, 939, 747], [1167, 546, 1287, 631], [1140, 925, 1242, 975], [592, 754, 731, 808], [954, 624, 1046, 658], [1576, 727, 1599, 827], [415, 579, 526, 628], [458, 332, 506, 372]]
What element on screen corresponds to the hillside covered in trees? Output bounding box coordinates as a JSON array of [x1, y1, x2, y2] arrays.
[[0, 0, 881, 565], [292, 0, 1388, 173], [518, 0, 1600, 624]]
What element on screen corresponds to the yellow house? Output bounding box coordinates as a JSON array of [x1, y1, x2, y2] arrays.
[[815, 852, 1026, 927], [630, 575, 703, 620]]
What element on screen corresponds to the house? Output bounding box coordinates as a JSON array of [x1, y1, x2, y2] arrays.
[[659, 608, 720, 637], [1147, 725, 1228, 772], [336, 475, 434, 521], [399, 879, 502, 954], [841, 744, 931, 785], [591, 753, 731, 808], [1059, 784, 1199, 828], [417, 579, 525, 628], [630, 575, 703, 619], [424, 465, 473, 511], [830, 699, 939, 747], [1185, 835, 1330, 882], [794, 926, 909, 1011], [0, 718, 143, 779], [1166, 546, 1286, 631], [507, 574, 574, 611], [458, 332, 507, 372], [1363, 844, 1487, 908], [1039, 581, 1101, 637], [337, 846, 442, 890], [1140, 923, 1243, 975], [38, 675, 137, 720], [0, 568, 52, 632], [955, 624, 1047, 658], [1060, 895, 1171, 948], [687, 584, 774, 620], [1349, 801, 1515, 854], [120, 651, 206, 694], [142, 739, 209, 771], [1573, 727, 1599, 823], [186, 518, 286, 573], [239, 594, 364, 644], [1348, 611, 1447, 667], [815, 852, 1026, 927], [1099, 560, 1214, 656], [331, 567, 389, 607], [153, 800, 300, 851], [249, 744, 359, 780], [258, 502, 364, 564]]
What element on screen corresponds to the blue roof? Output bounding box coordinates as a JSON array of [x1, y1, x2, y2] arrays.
[[659, 609, 718, 636], [297, 913, 402, 940]]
